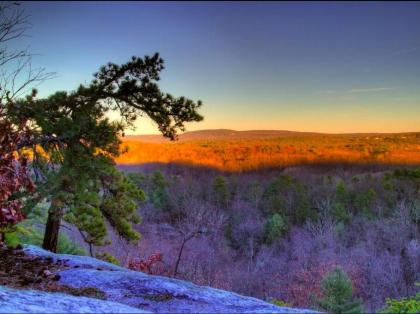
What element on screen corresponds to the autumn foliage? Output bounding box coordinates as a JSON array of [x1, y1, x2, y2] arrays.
[[128, 252, 168, 276], [0, 114, 34, 242], [280, 261, 365, 307], [118, 132, 420, 172]]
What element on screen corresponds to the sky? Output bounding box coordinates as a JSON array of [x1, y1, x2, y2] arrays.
[[16, 1, 420, 134]]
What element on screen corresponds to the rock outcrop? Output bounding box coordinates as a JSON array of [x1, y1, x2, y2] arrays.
[[0, 286, 148, 313], [1, 245, 319, 313]]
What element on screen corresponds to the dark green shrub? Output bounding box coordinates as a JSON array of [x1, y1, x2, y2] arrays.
[[313, 267, 363, 313]]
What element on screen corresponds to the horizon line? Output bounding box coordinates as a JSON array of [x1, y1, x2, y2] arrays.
[[125, 128, 420, 137]]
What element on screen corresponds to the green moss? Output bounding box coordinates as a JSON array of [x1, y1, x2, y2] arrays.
[[95, 252, 121, 266]]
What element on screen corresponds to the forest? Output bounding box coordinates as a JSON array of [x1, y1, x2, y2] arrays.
[[113, 164, 420, 312], [5, 162, 420, 312], [1, 2, 420, 313], [118, 132, 420, 172]]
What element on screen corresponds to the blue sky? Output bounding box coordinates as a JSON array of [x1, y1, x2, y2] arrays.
[[18, 1, 420, 133]]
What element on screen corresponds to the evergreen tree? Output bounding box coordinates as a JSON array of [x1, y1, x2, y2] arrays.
[[330, 181, 352, 224], [213, 176, 229, 208], [8, 53, 203, 252], [264, 213, 287, 244], [150, 171, 171, 212], [261, 176, 289, 216], [313, 267, 363, 313]]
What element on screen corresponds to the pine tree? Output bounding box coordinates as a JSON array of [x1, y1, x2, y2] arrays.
[[264, 213, 287, 244], [313, 267, 363, 313], [150, 171, 171, 212], [213, 176, 229, 208], [8, 53, 203, 252]]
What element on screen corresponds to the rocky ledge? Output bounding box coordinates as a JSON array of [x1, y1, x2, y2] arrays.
[[0, 245, 319, 313]]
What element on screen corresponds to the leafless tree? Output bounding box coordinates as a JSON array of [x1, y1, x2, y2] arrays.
[[172, 201, 226, 277], [0, 2, 54, 102]]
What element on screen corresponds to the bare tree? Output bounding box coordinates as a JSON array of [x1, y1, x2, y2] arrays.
[[172, 201, 226, 277], [0, 2, 53, 102]]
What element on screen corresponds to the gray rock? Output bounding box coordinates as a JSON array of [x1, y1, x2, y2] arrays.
[[22, 245, 319, 313], [23, 245, 125, 271], [0, 286, 148, 313]]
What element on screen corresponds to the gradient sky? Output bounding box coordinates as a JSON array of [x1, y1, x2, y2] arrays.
[[17, 1, 420, 134]]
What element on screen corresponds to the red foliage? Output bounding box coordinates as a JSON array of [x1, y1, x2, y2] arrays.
[[128, 252, 169, 276], [281, 261, 365, 307], [283, 262, 334, 307], [0, 114, 34, 238]]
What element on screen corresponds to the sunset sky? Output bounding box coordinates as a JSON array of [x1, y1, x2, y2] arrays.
[[19, 1, 420, 134]]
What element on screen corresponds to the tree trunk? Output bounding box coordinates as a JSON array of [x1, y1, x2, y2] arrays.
[[78, 228, 93, 257], [42, 208, 61, 253], [173, 238, 187, 277]]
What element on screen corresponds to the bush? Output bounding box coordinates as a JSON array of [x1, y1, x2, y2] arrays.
[[5, 205, 86, 255], [5, 223, 86, 255], [128, 252, 169, 275], [380, 284, 420, 314], [95, 252, 121, 265], [269, 298, 291, 307]]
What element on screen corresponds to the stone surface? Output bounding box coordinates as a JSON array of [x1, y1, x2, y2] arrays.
[[0, 286, 148, 313], [19, 245, 319, 313]]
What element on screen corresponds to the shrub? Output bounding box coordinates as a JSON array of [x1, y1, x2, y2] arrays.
[[5, 205, 86, 255], [380, 287, 420, 314], [269, 298, 291, 307], [5, 222, 86, 255], [95, 252, 121, 265], [128, 252, 168, 275]]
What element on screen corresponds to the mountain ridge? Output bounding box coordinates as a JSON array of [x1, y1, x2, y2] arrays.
[[124, 129, 420, 143]]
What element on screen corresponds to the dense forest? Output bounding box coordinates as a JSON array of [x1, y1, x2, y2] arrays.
[[118, 133, 420, 172], [123, 164, 420, 312], [7, 163, 419, 312]]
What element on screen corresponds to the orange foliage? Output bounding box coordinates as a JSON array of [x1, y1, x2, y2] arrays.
[[116, 133, 420, 172]]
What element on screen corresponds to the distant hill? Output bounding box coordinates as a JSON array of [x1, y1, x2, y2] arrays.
[[124, 129, 322, 143], [124, 129, 420, 143]]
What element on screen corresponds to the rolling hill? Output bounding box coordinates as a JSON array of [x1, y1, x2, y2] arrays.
[[124, 129, 322, 143]]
